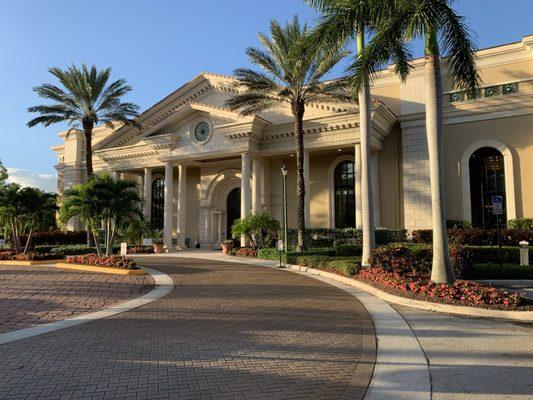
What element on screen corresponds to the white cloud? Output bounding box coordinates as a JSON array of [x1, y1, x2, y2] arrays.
[[6, 168, 57, 192]]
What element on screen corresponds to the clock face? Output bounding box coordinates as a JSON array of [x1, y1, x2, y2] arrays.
[[194, 121, 211, 142]]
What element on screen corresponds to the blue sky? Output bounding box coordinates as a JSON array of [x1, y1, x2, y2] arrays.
[[0, 0, 531, 191]]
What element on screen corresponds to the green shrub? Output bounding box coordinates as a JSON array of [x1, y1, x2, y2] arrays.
[[257, 248, 283, 261], [335, 244, 363, 257], [446, 219, 472, 229], [466, 246, 521, 265], [412, 228, 533, 246], [35, 244, 97, 257], [463, 263, 533, 280], [508, 218, 533, 230], [288, 255, 360, 276], [287, 228, 407, 249]]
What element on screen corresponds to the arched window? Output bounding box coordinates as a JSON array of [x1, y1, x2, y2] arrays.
[[334, 161, 355, 228], [469, 147, 506, 228], [151, 178, 165, 229]]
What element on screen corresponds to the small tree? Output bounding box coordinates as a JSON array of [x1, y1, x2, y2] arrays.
[[19, 188, 57, 253], [231, 213, 281, 249], [0, 184, 25, 252]]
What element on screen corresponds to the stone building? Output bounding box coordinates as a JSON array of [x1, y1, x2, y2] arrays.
[[52, 35, 533, 248]]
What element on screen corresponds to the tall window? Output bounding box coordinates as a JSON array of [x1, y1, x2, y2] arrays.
[[151, 178, 165, 229], [469, 147, 506, 228], [334, 161, 355, 228]]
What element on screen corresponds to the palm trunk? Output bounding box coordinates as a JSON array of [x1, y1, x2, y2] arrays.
[[292, 102, 307, 252], [23, 220, 35, 254], [357, 30, 375, 267], [425, 30, 455, 284], [106, 220, 115, 256], [11, 218, 21, 253], [89, 220, 103, 257], [83, 122, 94, 178]]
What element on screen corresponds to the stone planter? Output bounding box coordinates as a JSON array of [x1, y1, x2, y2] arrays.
[[153, 242, 165, 254]]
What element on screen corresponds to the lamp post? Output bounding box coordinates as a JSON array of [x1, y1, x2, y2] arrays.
[[281, 163, 288, 256]]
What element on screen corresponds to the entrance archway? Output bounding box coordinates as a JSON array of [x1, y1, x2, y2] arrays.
[[226, 187, 241, 241]]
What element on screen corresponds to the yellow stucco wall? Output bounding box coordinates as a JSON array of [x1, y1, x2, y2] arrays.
[[444, 113, 533, 220]]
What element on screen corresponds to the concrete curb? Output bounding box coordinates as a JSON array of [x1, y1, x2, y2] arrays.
[[0, 267, 174, 346], [137, 252, 431, 400]]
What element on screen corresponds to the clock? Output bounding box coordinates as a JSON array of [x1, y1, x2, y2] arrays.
[[194, 121, 211, 142]]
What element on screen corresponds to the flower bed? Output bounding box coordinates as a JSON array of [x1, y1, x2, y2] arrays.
[[11, 252, 62, 261], [66, 254, 138, 270], [357, 267, 525, 310], [229, 247, 257, 258]]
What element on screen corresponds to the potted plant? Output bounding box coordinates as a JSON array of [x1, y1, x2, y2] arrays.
[[221, 239, 234, 254], [150, 230, 164, 253]]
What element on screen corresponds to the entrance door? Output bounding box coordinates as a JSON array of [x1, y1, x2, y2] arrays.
[[226, 187, 241, 242]]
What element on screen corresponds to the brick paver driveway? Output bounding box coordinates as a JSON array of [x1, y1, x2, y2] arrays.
[[0, 265, 154, 333], [0, 257, 375, 400]]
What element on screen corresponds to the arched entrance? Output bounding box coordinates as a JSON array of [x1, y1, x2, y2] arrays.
[[226, 187, 241, 241], [469, 147, 506, 228]]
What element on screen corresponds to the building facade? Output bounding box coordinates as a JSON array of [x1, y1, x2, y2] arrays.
[[53, 36, 533, 249]]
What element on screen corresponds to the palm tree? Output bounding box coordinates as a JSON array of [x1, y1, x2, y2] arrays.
[[225, 16, 350, 251], [28, 64, 139, 178], [60, 178, 107, 256], [19, 188, 57, 254], [59, 175, 142, 256], [0, 184, 25, 253], [352, 0, 480, 283], [95, 175, 143, 256], [306, 0, 406, 266]]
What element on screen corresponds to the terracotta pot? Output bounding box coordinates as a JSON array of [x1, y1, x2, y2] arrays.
[[153, 243, 165, 254], [221, 244, 233, 254]]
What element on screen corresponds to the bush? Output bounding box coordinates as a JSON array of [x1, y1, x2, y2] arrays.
[[287, 228, 407, 249], [466, 246, 521, 265], [35, 244, 97, 257], [358, 267, 522, 309], [463, 264, 533, 280], [127, 245, 154, 254], [412, 228, 533, 246], [257, 248, 285, 261], [19, 231, 88, 247], [335, 244, 363, 257], [446, 219, 472, 229], [229, 248, 257, 258], [231, 213, 280, 249], [370, 243, 470, 278], [288, 255, 360, 276], [508, 218, 533, 230], [11, 252, 62, 261], [0, 250, 15, 260], [66, 254, 138, 270]]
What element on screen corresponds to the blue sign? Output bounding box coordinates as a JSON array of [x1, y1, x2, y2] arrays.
[[492, 196, 503, 215]]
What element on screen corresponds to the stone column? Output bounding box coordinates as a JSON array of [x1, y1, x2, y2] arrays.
[[304, 150, 311, 228], [355, 144, 363, 229], [112, 171, 120, 180], [241, 153, 251, 245], [252, 158, 262, 214], [177, 164, 187, 247], [143, 167, 152, 220], [163, 161, 174, 250]]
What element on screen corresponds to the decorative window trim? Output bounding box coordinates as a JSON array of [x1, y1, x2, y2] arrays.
[[190, 117, 213, 146], [328, 154, 355, 228], [461, 139, 516, 223]]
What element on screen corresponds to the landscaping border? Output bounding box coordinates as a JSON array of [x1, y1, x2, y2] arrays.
[[0, 259, 64, 266], [54, 262, 146, 275], [0, 267, 174, 345]]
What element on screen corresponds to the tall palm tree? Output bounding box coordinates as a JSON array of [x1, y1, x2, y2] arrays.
[[352, 0, 480, 283], [226, 16, 350, 251], [306, 0, 404, 266], [28, 64, 140, 178]]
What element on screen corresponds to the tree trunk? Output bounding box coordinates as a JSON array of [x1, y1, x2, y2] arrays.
[[23, 220, 35, 254], [11, 219, 21, 253], [292, 102, 307, 252], [83, 122, 94, 178], [357, 30, 375, 267], [425, 30, 455, 284], [89, 220, 102, 257]]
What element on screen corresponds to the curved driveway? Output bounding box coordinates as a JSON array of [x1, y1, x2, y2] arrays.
[[0, 257, 375, 400]]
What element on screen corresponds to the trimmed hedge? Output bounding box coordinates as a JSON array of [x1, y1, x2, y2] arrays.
[[466, 246, 522, 265], [412, 228, 533, 246], [287, 228, 407, 248], [19, 231, 88, 247], [334, 244, 363, 257], [35, 244, 97, 257], [508, 218, 533, 230], [464, 264, 533, 280], [287, 255, 360, 276]]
